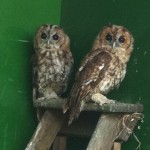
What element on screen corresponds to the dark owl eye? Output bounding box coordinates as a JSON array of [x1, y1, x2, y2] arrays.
[[41, 33, 47, 39], [118, 36, 125, 43], [106, 34, 112, 42], [52, 34, 59, 40]]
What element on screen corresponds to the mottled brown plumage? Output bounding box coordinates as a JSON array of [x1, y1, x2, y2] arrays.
[[33, 24, 73, 119], [68, 25, 134, 124]]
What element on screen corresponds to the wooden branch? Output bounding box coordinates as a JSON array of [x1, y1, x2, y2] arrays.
[[33, 98, 65, 109], [25, 110, 65, 150], [86, 113, 143, 150], [29, 98, 143, 150], [33, 98, 144, 113]]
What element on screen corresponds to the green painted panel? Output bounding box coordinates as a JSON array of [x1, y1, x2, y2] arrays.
[[61, 0, 150, 149], [0, 0, 62, 149]]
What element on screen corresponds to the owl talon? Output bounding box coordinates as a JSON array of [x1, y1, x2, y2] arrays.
[[36, 97, 45, 101], [103, 99, 116, 105], [91, 93, 115, 106]]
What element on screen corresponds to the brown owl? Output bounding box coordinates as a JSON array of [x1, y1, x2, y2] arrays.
[[33, 24, 73, 119], [68, 25, 134, 125]]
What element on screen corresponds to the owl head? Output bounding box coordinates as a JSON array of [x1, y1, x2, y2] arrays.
[[34, 24, 70, 51], [93, 25, 134, 55]]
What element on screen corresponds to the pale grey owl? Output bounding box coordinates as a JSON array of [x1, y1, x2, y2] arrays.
[[68, 25, 134, 124], [33, 24, 73, 119]]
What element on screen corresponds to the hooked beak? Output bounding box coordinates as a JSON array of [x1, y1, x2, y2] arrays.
[[46, 40, 51, 48], [47, 40, 50, 46], [112, 42, 116, 48]]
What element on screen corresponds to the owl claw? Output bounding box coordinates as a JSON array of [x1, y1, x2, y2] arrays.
[[91, 93, 115, 106], [104, 99, 115, 105], [36, 97, 45, 101]]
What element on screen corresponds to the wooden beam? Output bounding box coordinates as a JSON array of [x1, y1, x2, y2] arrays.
[[33, 98, 143, 113], [86, 113, 143, 150], [86, 114, 122, 150], [25, 110, 65, 150], [29, 98, 143, 150]]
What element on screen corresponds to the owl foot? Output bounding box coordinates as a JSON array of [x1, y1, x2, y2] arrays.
[[33, 97, 46, 107], [45, 91, 58, 99], [36, 97, 45, 101], [35, 91, 58, 103], [91, 93, 115, 106]]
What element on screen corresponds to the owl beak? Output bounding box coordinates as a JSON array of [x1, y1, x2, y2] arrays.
[[47, 40, 50, 45], [112, 42, 116, 48], [46, 40, 51, 48]]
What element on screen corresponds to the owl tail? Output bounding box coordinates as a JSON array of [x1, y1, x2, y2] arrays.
[[68, 100, 85, 125], [68, 85, 90, 125], [68, 89, 85, 125], [63, 100, 69, 114]]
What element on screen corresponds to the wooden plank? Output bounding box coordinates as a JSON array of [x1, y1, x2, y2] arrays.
[[25, 110, 65, 150], [33, 98, 144, 113], [86, 113, 143, 150], [87, 114, 122, 150]]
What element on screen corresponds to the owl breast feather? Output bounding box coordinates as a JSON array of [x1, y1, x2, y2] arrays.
[[37, 49, 69, 95]]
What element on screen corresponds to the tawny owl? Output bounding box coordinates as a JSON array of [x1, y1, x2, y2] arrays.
[[32, 24, 73, 119], [68, 25, 134, 124]]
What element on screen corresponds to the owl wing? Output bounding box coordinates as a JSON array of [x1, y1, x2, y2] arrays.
[[69, 49, 112, 124], [62, 50, 74, 93], [32, 54, 38, 101]]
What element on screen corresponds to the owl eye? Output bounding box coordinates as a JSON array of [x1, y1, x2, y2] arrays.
[[52, 34, 59, 40], [106, 34, 112, 42], [41, 33, 47, 39], [118, 36, 125, 43]]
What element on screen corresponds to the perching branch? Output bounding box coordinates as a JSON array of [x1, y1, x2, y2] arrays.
[[33, 98, 143, 113], [28, 97, 143, 150]]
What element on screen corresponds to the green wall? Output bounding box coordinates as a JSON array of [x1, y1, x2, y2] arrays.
[[0, 0, 150, 149], [61, 0, 150, 149], [0, 0, 62, 149]]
